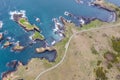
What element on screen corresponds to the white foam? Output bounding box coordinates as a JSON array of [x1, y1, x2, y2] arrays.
[[59, 33, 63, 37], [29, 35, 33, 40], [7, 37, 12, 40], [64, 11, 70, 16], [79, 18, 85, 25], [109, 12, 116, 22], [9, 10, 26, 20], [15, 41, 20, 44], [35, 18, 40, 22], [52, 18, 60, 32], [75, 0, 84, 4], [0, 21, 3, 29], [11, 38, 15, 41], [51, 40, 56, 45]]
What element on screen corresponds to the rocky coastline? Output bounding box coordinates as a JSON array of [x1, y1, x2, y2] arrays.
[[92, 0, 117, 22], [1, 1, 119, 79], [1, 49, 57, 80], [74, 0, 117, 23], [2, 61, 23, 80]]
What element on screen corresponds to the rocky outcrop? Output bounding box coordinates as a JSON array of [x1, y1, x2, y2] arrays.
[[0, 33, 3, 40], [36, 47, 55, 53], [3, 41, 12, 48], [12, 42, 24, 51], [2, 61, 23, 80], [93, 0, 105, 7]]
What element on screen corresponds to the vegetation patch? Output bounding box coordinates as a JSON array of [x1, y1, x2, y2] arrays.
[[91, 46, 99, 55], [19, 18, 35, 30], [107, 63, 113, 69], [80, 20, 103, 30], [94, 67, 108, 80], [32, 31, 44, 40], [104, 51, 116, 62], [115, 7, 120, 18], [97, 60, 102, 66], [112, 37, 120, 53], [104, 51, 120, 70]]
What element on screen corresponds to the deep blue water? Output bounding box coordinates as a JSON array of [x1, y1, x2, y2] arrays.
[[0, 0, 119, 79]]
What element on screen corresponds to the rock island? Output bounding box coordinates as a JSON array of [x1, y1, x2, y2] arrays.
[[11, 12, 45, 41], [12, 42, 24, 51], [36, 47, 55, 53]]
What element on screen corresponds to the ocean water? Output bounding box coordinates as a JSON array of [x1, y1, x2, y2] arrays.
[[0, 0, 119, 79]]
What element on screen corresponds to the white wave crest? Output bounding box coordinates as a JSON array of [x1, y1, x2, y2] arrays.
[[9, 10, 26, 20], [0, 21, 3, 29]]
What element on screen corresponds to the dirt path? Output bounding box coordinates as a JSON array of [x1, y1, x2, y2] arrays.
[[34, 23, 120, 80]]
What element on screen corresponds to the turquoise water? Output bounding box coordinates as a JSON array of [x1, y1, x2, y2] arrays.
[[0, 0, 119, 79]]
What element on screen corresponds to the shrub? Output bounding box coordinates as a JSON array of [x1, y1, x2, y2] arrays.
[[112, 37, 120, 53]]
